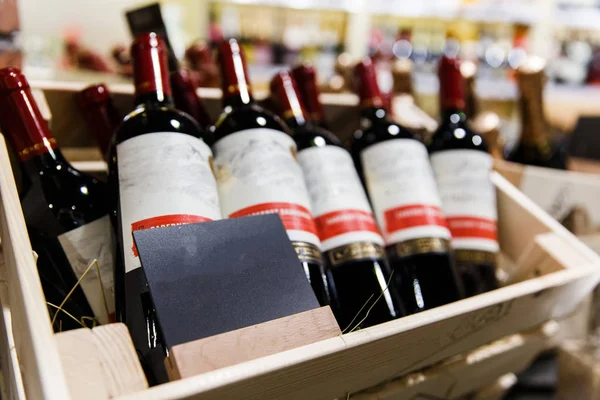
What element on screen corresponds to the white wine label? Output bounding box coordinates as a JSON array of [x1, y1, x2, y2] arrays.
[[118, 132, 221, 273], [213, 128, 320, 247], [298, 145, 383, 252], [361, 139, 451, 245], [58, 215, 115, 325], [430, 149, 499, 253]]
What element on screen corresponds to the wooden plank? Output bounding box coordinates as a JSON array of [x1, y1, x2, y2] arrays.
[[510, 232, 594, 284], [557, 340, 600, 400], [167, 307, 341, 380], [350, 322, 553, 400], [0, 258, 25, 400], [472, 374, 518, 400], [0, 134, 71, 399], [493, 172, 600, 265], [117, 262, 598, 400], [55, 323, 148, 400]]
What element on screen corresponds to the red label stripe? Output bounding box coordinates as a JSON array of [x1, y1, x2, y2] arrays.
[[131, 214, 212, 256], [314, 209, 381, 241], [384, 204, 448, 234], [229, 202, 318, 236], [446, 216, 497, 241]]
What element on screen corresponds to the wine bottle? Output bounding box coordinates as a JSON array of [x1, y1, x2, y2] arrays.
[[76, 84, 122, 158], [389, 58, 438, 144], [0, 67, 115, 331], [460, 61, 504, 160], [270, 71, 404, 329], [170, 68, 213, 131], [429, 55, 500, 297], [110, 33, 221, 383], [212, 39, 330, 306], [351, 59, 463, 314], [291, 65, 329, 129], [507, 57, 568, 169]]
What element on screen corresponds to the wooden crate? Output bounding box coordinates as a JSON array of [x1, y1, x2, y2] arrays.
[[2, 85, 600, 397], [1, 129, 599, 399]]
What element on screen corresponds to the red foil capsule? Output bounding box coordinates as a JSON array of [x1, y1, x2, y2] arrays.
[[131, 32, 172, 98], [269, 71, 308, 123], [438, 55, 465, 110], [353, 58, 384, 109], [217, 39, 252, 103], [0, 67, 58, 160]]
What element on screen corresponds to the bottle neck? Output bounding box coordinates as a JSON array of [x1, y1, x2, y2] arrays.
[[441, 107, 467, 124], [284, 115, 307, 130], [0, 88, 60, 164], [463, 76, 478, 119], [134, 91, 174, 109], [518, 77, 548, 146], [79, 100, 121, 157], [361, 105, 390, 123], [222, 87, 254, 109]]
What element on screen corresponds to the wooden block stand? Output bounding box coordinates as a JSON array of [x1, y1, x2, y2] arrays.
[[1, 100, 600, 398]]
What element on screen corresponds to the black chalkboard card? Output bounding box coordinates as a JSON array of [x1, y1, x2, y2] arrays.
[[133, 214, 320, 349]]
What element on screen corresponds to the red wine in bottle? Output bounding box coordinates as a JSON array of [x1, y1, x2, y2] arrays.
[[110, 33, 221, 383], [429, 55, 500, 297], [212, 39, 330, 306], [170, 68, 213, 131], [351, 59, 464, 314], [76, 84, 122, 158], [0, 68, 115, 331], [507, 57, 568, 169], [270, 71, 405, 329], [291, 65, 329, 130]]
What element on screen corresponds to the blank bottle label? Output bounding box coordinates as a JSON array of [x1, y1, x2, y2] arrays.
[[213, 128, 321, 248], [430, 149, 499, 253], [58, 215, 115, 325], [361, 139, 451, 245], [298, 145, 384, 252], [118, 132, 221, 273]]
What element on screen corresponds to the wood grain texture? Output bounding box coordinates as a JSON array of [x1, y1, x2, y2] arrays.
[[0, 258, 25, 400], [557, 341, 600, 400], [472, 374, 517, 400], [117, 263, 598, 400], [56, 323, 147, 400], [0, 134, 70, 400], [167, 307, 341, 380], [350, 322, 553, 400]]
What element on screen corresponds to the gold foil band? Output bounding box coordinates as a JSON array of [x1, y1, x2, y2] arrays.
[[292, 241, 323, 265], [454, 249, 498, 265], [327, 242, 385, 267], [389, 237, 451, 259], [18, 137, 57, 158]]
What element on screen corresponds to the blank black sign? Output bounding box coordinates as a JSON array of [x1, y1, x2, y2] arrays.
[[133, 214, 320, 349]]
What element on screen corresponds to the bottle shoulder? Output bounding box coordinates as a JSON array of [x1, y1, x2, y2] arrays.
[[351, 117, 419, 155], [212, 103, 289, 142], [21, 156, 108, 234], [429, 120, 489, 155], [294, 125, 342, 151], [115, 105, 210, 145]]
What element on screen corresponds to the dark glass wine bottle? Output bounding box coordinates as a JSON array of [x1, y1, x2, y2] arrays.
[[0, 67, 114, 331], [212, 39, 330, 306], [507, 57, 568, 169], [351, 58, 463, 314], [110, 33, 221, 384], [170, 68, 213, 131], [76, 83, 122, 158], [429, 55, 500, 297], [291, 64, 329, 130], [270, 70, 405, 329]]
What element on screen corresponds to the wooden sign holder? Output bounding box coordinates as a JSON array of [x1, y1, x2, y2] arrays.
[[165, 306, 341, 380]]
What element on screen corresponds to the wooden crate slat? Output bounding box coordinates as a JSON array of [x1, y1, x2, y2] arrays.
[[0, 135, 71, 400]]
